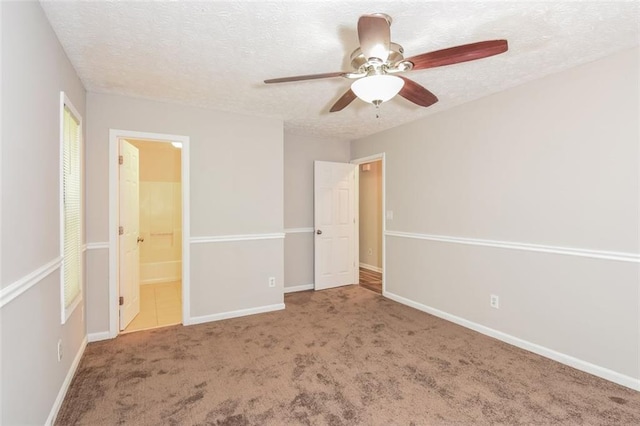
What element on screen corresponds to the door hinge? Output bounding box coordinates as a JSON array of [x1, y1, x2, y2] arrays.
[[119, 296, 124, 306], [119, 226, 124, 235], [118, 155, 123, 165]]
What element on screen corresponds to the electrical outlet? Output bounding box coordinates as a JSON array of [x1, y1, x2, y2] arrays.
[[268, 277, 276, 288], [490, 295, 500, 309], [57, 339, 63, 362], [368, 248, 373, 256], [386, 210, 394, 220]]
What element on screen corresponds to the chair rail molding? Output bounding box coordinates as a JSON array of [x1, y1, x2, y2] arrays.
[[190, 233, 285, 244], [86, 242, 109, 250], [1, 256, 63, 308], [385, 230, 639, 263], [284, 227, 314, 234]]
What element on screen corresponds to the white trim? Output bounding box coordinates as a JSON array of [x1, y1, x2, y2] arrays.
[[385, 230, 639, 263], [63, 294, 83, 323], [0, 257, 63, 308], [85, 242, 109, 250], [284, 227, 314, 234], [359, 263, 383, 273], [87, 331, 111, 342], [46, 336, 87, 426], [351, 153, 387, 164], [184, 303, 285, 326], [384, 291, 640, 391], [284, 284, 314, 293], [352, 153, 386, 294], [109, 129, 191, 338], [190, 233, 285, 244]]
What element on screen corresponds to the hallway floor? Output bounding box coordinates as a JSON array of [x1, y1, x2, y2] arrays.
[[359, 267, 382, 294], [123, 281, 182, 333]]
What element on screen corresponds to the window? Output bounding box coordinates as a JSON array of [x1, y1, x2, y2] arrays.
[[60, 92, 83, 323]]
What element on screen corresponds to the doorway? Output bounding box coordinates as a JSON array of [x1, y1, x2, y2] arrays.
[[108, 129, 191, 338], [352, 153, 385, 294], [357, 159, 383, 294], [122, 139, 183, 333]]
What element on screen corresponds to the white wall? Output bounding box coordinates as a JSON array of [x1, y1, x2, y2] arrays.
[[351, 48, 639, 388], [85, 93, 284, 332], [283, 132, 351, 290], [1, 2, 87, 424]]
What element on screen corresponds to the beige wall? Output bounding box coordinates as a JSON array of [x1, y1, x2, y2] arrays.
[[1, 2, 87, 424], [130, 139, 182, 182], [85, 92, 284, 332], [283, 132, 351, 289], [359, 161, 383, 269], [130, 140, 182, 282], [351, 48, 639, 384]]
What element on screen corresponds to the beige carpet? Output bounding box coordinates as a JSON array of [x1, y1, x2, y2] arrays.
[[57, 286, 639, 425]]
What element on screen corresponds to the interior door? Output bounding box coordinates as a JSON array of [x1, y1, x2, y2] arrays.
[[119, 139, 141, 330], [314, 161, 357, 290]]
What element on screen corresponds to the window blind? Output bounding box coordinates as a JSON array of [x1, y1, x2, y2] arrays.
[[63, 105, 81, 312]]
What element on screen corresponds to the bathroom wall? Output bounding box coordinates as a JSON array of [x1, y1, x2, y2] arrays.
[[359, 160, 383, 271], [129, 140, 182, 284]]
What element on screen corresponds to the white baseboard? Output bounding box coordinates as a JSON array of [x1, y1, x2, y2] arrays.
[[184, 303, 285, 326], [359, 263, 383, 273], [284, 284, 314, 293], [383, 291, 640, 391], [88, 331, 112, 342], [45, 336, 88, 426]]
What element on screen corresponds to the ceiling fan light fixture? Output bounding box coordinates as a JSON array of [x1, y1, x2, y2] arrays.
[[351, 75, 404, 104]]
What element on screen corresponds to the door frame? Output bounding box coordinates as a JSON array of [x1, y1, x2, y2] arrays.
[[351, 153, 386, 294], [108, 129, 191, 338]]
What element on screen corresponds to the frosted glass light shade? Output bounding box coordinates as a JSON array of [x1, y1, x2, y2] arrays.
[[351, 75, 404, 104]]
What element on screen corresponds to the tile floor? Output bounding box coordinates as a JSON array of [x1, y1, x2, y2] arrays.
[[123, 281, 182, 333]]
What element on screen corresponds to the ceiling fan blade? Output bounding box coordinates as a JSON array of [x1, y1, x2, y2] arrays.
[[398, 77, 438, 107], [264, 71, 346, 84], [329, 89, 357, 112], [358, 14, 391, 62], [406, 40, 508, 70]]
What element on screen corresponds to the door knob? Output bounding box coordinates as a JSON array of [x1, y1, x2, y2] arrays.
[[316, 229, 322, 235], [137, 236, 144, 243]]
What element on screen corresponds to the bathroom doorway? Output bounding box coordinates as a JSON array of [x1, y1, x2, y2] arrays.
[[120, 138, 183, 333], [108, 129, 191, 338], [123, 139, 182, 333]]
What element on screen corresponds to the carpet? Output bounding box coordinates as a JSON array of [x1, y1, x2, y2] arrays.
[[56, 286, 639, 425]]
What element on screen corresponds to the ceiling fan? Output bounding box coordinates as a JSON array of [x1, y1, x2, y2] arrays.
[[264, 13, 508, 112]]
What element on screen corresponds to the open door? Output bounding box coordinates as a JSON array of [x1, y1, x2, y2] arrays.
[[119, 139, 141, 330], [314, 161, 357, 290]]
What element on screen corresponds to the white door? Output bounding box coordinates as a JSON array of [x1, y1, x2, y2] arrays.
[[119, 140, 141, 330], [314, 161, 357, 290]]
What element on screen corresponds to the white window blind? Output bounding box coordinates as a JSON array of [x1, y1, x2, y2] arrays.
[[61, 97, 82, 322]]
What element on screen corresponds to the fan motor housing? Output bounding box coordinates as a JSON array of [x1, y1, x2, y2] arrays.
[[350, 42, 405, 70]]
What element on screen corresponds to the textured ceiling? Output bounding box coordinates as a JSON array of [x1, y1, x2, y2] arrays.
[[40, 1, 639, 140]]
